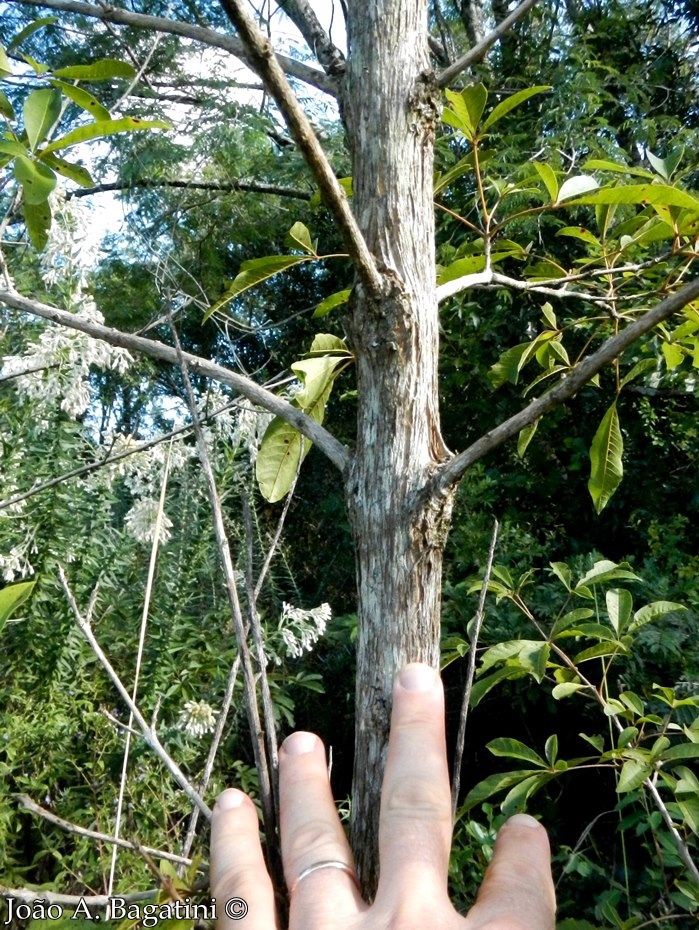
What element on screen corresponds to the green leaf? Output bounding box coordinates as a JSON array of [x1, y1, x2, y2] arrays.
[[487, 738, 546, 767], [618, 692, 644, 716], [40, 153, 93, 187], [23, 199, 52, 250], [50, 79, 111, 121], [286, 221, 315, 255], [556, 225, 601, 247], [489, 342, 529, 388], [460, 769, 539, 813], [557, 175, 598, 202], [443, 84, 488, 140], [584, 158, 654, 179], [606, 588, 633, 635], [588, 402, 623, 514], [481, 85, 550, 132], [573, 641, 627, 663], [533, 162, 558, 202], [541, 302, 557, 329], [41, 116, 170, 155], [579, 733, 605, 753], [204, 255, 312, 321], [51, 58, 136, 81], [619, 358, 657, 389], [291, 355, 347, 417], [437, 254, 486, 285], [660, 743, 699, 763], [572, 183, 699, 212], [617, 726, 639, 748], [516, 418, 539, 458], [629, 601, 686, 633], [13, 155, 57, 203], [544, 734, 558, 765], [662, 341, 685, 370], [313, 288, 351, 318], [617, 757, 652, 793], [7, 17, 57, 52], [552, 682, 586, 700], [575, 560, 641, 589], [0, 43, 12, 77], [0, 580, 36, 630], [469, 667, 527, 706], [0, 89, 15, 119], [0, 140, 28, 159], [23, 87, 61, 151], [256, 418, 313, 503], [646, 150, 670, 181], [501, 773, 551, 816]]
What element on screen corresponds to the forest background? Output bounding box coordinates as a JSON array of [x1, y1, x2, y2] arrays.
[[0, 0, 698, 927]]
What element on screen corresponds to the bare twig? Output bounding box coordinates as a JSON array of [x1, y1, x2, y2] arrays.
[[0, 288, 350, 474], [67, 178, 312, 202], [276, 0, 345, 78], [108, 444, 172, 895], [218, 0, 383, 297], [451, 518, 499, 817], [57, 567, 212, 819], [4, 0, 336, 95], [15, 795, 195, 869], [430, 275, 699, 495], [167, 317, 283, 891], [254, 468, 299, 600], [242, 490, 280, 815], [181, 655, 241, 861], [437, 0, 540, 87]]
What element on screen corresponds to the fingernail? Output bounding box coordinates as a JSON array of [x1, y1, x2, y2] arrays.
[[398, 663, 438, 692], [215, 789, 246, 811], [283, 732, 318, 755], [506, 813, 542, 829]]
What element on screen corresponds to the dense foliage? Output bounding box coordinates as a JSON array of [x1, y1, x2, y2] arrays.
[[1, 0, 698, 927]]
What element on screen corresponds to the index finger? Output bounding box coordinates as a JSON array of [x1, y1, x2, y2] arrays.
[[375, 664, 453, 908]]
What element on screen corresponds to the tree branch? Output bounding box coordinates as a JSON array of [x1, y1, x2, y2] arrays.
[[437, 0, 540, 87], [218, 0, 383, 298], [67, 179, 312, 202], [0, 288, 350, 474], [6, 0, 336, 96], [276, 0, 345, 78], [15, 795, 195, 869], [430, 275, 699, 495]]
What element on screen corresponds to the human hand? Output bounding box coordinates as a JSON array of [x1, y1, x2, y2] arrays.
[[210, 663, 556, 929]]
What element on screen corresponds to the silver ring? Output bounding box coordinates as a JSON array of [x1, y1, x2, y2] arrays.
[[289, 860, 360, 896]]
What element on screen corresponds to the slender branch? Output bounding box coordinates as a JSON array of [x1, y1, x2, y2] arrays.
[[437, 0, 540, 87], [431, 275, 699, 495], [182, 655, 241, 861], [218, 0, 383, 297], [4, 0, 336, 95], [57, 567, 213, 819], [0, 289, 350, 474], [67, 179, 312, 202], [168, 320, 283, 892], [15, 795, 194, 869], [276, 0, 345, 78], [254, 468, 299, 600], [451, 517, 499, 818], [644, 778, 699, 885]]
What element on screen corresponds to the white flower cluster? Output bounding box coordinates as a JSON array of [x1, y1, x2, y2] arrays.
[[40, 188, 101, 288], [123, 498, 174, 546], [0, 540, 35, 583], [177, 699, 217, 738], [1, 300, 132, 423], [199, 388, 273, 463], [279, 601, 332, 659]]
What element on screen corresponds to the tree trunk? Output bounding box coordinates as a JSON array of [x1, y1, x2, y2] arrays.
[[344, 0, 455, 894]]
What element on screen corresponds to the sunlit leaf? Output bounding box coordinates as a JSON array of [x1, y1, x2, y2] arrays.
[[516, 418, 539, 458], [557, 174, 598, 202], [51, 58, 136, 81], [286, 221, 315, 255], [41, 116, 170, 155], [22, 199, 52, 250], [13, 155, 57, 203], [204, 255, 312, 321], [459, 769, 539, 813], [0, 43, 11, 77], [0, 580, 36, 630], [606, 588, 633, 635], [617, 757, 652, 793], [481, 85, 550, 132], [23, 87, 61, 151], [50, 79, 111, 121], [7, 17, 57, 52], [313, 289, 352, 318], [0, 89, 15, 119], [628, 601, 686, 634], [533, 162, 558, 202], [41, 153, 93, 187]]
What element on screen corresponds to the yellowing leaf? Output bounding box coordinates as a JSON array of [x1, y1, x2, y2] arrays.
[[41, 116, 170, 155]]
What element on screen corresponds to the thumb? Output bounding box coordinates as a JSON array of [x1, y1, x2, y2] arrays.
[[465, 814, 556, 930]]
